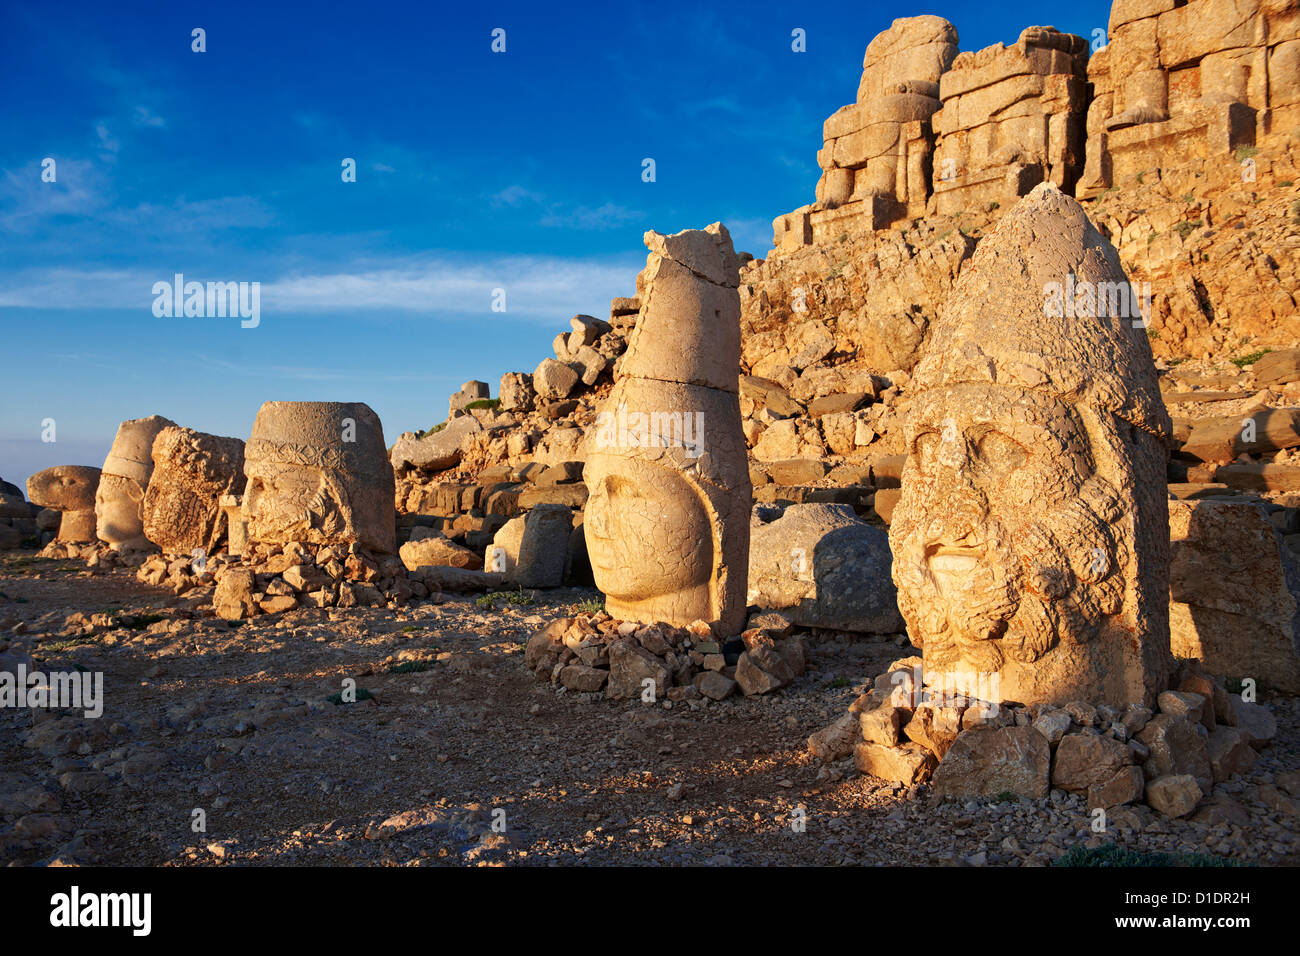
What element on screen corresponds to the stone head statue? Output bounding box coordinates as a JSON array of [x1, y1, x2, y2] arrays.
[[242, 401, 395, 554], [142, 426, 246, 554], [96, 415, 177, 549], [585, 224, 750, 633], [27, 465, 101, 543], [889, 183, 1172, 708]]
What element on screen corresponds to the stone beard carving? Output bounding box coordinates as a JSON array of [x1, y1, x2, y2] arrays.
[[242, 401, 395, 554], [889, 183, 1172, 708], [96, 415, 177, 549], [584, 223, 751, 634], [142, 426, 246, 554]]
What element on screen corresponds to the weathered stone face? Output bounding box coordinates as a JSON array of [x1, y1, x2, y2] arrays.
[[584, 224, 750, 634], [95, 415, 177, 549], [142, 426, 246, 554], [27, 466, 101, 543], [27, 466, 100, 513], [889, 183, 1172, 708], [242, 402, 395, 554]]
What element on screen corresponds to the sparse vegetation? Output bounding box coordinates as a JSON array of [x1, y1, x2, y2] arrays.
[[575, 596, 605, 614], [1234, 145, 1259, 161], [464, 398, 500, 411], [475, 588, 536, 609], [1173, 219, 1203, 240], [1231, 348, 1272, 367], [1054, 845, 1241, 867]]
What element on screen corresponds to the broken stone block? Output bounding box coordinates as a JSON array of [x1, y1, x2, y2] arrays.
[[1145, 774, 1203, 819], [606, 640, 669, 701], [748, 503, 904, 634], [854, 741, 937, 785], [1137, 714, 1213, 795], [1051, 733, 1135, 793], [930, 726, 1051, 800], [489, 503, 571, 588], [1087, 766, 1145, 810], [808, 712, 859, 761]]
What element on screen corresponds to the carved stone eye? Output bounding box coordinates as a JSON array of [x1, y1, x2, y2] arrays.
[[974, 431, 1027, 471]]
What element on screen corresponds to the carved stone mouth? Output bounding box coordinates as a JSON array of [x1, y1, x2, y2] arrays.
[[926, 544, 982, 577]]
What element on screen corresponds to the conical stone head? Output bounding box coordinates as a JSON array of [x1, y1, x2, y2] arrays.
[[889, 183, 1172, 708], [585, 223, 750, 633]]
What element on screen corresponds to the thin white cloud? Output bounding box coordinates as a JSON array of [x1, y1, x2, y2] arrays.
[[0, 253, 640, 322]]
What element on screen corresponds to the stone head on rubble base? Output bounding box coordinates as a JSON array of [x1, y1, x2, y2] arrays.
[[584, 223, 750, 634], [142, 426, 246, 555], [95, 415, 177, 549], [889, 182, 1173, 709], [242, 401, 395, 554]]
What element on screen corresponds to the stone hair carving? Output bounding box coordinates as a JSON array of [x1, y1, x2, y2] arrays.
[[95, 415, 177, 549], [142, 426, 246, 554], [889, 182, 1172, 708], [242, 401, 395, 554], [584, 223, 751, 633]]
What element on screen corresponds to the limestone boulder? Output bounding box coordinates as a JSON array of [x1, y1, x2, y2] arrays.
[[399, 529, 481, 571], [390, 414, 483, 472], [749, 503, 904, 634], [931, 726, 1052, 800], [488, 503, 572, 588]]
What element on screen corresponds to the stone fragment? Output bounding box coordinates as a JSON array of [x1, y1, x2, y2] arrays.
[[1051, 734, 1134, 793], [748, 503, 903, 634], [1087, 766, 1145, 810], [854, 741, 937, 785], [1206, 726, 1257, 782], [489, 504, 572, 587], [694, 671, 737, 701], [930, 726, 1051, 799], [399, 530, 481, 571], [214, 568, 256, 620], [1145, 774, 1202, 819], [808, 712, 859, 761], [390, 414, 483, 473], [560, 664, 608, 693], [860, 703, 905, 746], [606, 640, 670, 700], [1137, 714, 1212, 795]]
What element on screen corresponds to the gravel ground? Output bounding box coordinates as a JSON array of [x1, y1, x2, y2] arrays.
[[2, 551, 1297, 867]]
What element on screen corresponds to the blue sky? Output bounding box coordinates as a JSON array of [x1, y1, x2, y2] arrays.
[[0, 0, 1113, 485]]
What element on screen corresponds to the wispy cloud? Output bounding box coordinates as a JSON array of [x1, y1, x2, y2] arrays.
[[0, 253, 640, 322]]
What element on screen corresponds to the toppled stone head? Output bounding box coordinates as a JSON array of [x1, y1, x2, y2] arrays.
[[584, 223, 751, 634], [27, 465, 101, 543], [142, 426, 246, 554], [242, 401, 395, 554], [96, 415, 177, 549], [889, 183, 1173, 708]]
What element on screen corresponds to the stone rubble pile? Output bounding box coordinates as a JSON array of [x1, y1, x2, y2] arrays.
[[810, 658, 1277, 820], [524, 610, 807, 702]]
